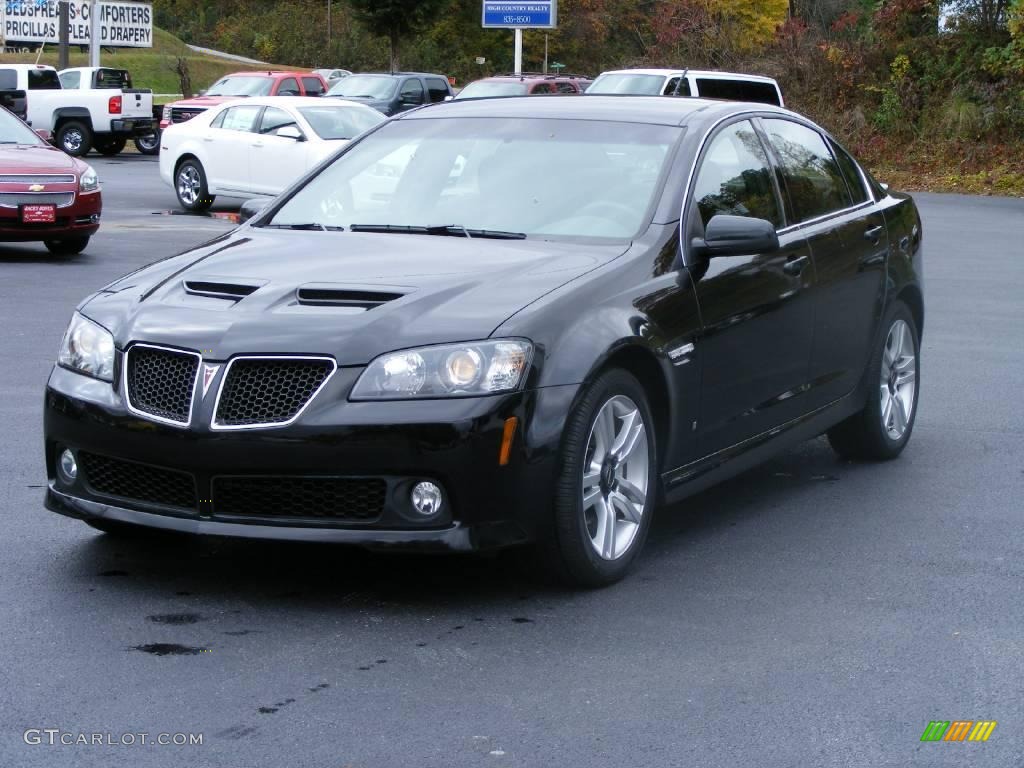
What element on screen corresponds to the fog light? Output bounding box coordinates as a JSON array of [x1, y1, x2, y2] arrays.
[[411, 481, 443, 516], [58, 448, 78, 482]]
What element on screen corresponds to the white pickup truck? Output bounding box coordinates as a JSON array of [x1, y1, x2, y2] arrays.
[[0, 64, 155, 157]]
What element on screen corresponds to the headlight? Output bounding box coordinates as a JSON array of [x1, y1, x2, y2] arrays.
[[58, 313, 115, 382], [79, 165, 99, 193], [350, 340, 532, 400]]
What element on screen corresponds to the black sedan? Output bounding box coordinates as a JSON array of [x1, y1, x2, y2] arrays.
[[44, 96, 923, 586]]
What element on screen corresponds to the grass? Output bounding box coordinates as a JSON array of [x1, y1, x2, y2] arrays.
[[0, 27, 293, 103]]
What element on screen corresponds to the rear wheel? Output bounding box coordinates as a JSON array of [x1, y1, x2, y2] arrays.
[[175, 159, 214, 212], [95, 137, 127, 156], [44, 236, 90, 255], [828, 302, 920, 460], [56, 120, 92, 157], [544, 369, 657, 587], [134, 133, 161, 155]]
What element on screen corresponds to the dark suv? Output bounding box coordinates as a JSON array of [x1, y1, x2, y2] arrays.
[[455, 74, 590, 99], [325, 73, 453, 116]]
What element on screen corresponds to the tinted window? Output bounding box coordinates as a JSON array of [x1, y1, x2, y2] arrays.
[[219, 105, 262, 132], [399, 79, 425, 104], [0, 69, 16, 90], [694, 78, 780, 106], [556, 82, 578, 94], [425, 78, 450, 102], [328, 74, 396, 99], [763, 119, 851, 222], [95, 69, 131, 88], [277, 77, 300, 96], [302, 77, 325, 96], [28, 69, 61, 90], [531, 83, 554, 94], [662, 77, 691, 96], [298, 105, 385, 140], [829, 139, 869, 204], [59, 71, 81, 89], [455, 80, 527, 99], [260, 106, 297, 135], [692, 120, 781, 228]]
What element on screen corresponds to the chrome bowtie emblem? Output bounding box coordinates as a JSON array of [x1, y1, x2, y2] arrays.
[[201, 364, 220, 397], [29, 184, 45, 192]]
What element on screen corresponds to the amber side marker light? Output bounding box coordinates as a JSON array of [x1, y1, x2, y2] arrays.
[[499, 417, 519, 466]]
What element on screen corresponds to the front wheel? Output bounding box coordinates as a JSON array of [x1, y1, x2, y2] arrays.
[[828, 301, 920, 460], [545, 369, 657, 587], [134, 133, 160, 155], [56, 120, 92, 157], [44, 236, 90, 255], [175, 159, 214, 212]]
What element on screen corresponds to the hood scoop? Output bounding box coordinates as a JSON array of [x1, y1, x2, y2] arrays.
[[183, 279, 264, 302], [295, 284, 407, 310]]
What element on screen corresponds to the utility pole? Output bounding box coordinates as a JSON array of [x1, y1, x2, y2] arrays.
[[513, 29, 523, 75], [89, 0, 101, 67], [58, 0, 71, 70], [327, 0, 332, 49]]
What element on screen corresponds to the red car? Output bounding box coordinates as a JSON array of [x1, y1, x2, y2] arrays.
[[0, 108, 100, 255], [159, 71, 329, 130]]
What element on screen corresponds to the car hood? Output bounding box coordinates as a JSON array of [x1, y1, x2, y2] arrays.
[[170, 96, 234, 109], [81, 229, 627, 364], [0, 144, 81, 174]]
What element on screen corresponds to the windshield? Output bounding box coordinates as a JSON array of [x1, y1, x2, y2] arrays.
[[298, 106, 385, 140], [455, 81, 528, 99], [207, 76, 274, 97], [268, 117, 679, 240], [0, 107, 42, 144], [327, 75, 396, 99], [588, 74, 668, 95]]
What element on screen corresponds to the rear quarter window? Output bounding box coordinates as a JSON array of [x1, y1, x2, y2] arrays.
[[302, 77, 325, 96], [695, 78, 780, 106], [425, 78, 450, 103]]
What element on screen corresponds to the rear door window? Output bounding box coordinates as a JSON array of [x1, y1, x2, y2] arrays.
[[219, 105, 262, 133], [277, 77, 300, 96], [662, 77, 691, 96], [556, 81, 578, 94], [692, 119, 782, 228], [59, 71, 81, 89], [28, 69, 61, 90], [762, 118, 852, 223], [531, 83, 554, 94], [425, 77, 450, 102], [400, 79, 425, 104], [302, 77, 325, 96], [695, 78, 780, 106]]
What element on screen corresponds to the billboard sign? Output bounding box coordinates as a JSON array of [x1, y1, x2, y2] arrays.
[[482, 1, 557, 29], [3, 1, 154, 48]]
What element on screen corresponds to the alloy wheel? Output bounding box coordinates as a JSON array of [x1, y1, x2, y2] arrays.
[[177, 166, 201, 206], [879, 318, 917, 440], [137, 135, 159, 152], [581, 395, 649, 560], [62, 129, 83, 153]]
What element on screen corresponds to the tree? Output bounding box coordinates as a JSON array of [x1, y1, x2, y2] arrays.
[[348, 0, 454, 71]]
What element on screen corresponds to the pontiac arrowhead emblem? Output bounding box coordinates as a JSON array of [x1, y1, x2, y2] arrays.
[[202, 364, 220, 398], [29, 184, 45, 192]]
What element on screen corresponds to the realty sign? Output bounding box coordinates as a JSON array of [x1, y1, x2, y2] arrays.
[[4, 1, 154, 48], [481, 1, 557, 29]]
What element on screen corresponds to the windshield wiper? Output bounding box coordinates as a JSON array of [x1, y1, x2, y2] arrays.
[[349, 224, 526, 240], [261, 223, 344, 232]]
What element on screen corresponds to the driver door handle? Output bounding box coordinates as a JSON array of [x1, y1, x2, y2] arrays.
[[783, 254, 809, 276], [864, 225, 884, 244]]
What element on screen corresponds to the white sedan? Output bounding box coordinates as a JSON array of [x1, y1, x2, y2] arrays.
[[159, 96, 385, 212]]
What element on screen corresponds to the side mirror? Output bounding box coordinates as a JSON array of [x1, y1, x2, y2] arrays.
[[35, 128, 53, 143], [691, 214, 779, 258], [239, 198, 270, 224], [277, 125, 306, 142], [443, 95, 454, 102]]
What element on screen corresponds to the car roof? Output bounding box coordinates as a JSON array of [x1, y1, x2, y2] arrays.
[[222, 70, 320, 78], [400, 94, 794, 127], [212, 96, 375, 109], [349, 72, 448, 78], [477, 74, 585, 81], [3, 64, 57, 71], [597, 68, 779, 84]]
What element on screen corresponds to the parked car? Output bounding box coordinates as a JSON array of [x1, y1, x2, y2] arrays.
[[313, 68, 352, 88], [160, 96, 385, 211], [44, 96, 922, 586], [0, 64, 156, 157], [0, 104, 100, 254], [455, 73, 589, 99], [324, 72, 452, 116], [57, 67, 158, 156], [159, 71, 329, 130], [587, 68, 784, 106]]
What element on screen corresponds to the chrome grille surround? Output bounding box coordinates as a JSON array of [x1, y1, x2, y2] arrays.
[[123, 343, 202, 428], [211, 355, 338, 431]]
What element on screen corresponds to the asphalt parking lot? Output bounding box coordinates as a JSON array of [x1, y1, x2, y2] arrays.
[[1, 157, 1022, 768]]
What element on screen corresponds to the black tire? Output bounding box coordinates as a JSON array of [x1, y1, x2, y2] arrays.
[[543, 368, 658, 587], [134, 133, 161, 155], [56, 120, 92, 157], [44, 236, 90, 256], [95, 137, 127, 156], [174, 158, 215, 212], [828, 301, 920, 461]]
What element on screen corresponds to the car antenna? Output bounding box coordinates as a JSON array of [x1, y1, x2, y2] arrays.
[[672, 69, 688, 96]]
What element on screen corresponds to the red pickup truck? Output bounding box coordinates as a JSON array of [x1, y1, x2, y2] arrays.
[[159, 71, 328, 130]]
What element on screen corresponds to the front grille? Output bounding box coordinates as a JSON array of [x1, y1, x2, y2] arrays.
[[212, 476, 385, 521], [0, 192, 75, 209], [171, 107, 207, 124], [0, 174, 76, 184], [125, 345, 201, 425], [81, 452, 198, 511], [214, 357, 335, 428]]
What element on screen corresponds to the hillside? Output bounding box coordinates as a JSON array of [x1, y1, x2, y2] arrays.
[[0, 28, 292, 102]]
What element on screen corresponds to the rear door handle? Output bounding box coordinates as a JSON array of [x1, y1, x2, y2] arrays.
[[864, 225, 884, 244], [783, 255, 809, 276], [202, 136, 214, 142]]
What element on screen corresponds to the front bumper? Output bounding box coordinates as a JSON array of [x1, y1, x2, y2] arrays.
[[109, 118, 156, 137], [44, 364, 578, 551], [0, 191, 100, 242]]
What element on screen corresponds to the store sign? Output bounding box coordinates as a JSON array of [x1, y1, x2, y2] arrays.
[[3, 1, 154, 48]]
